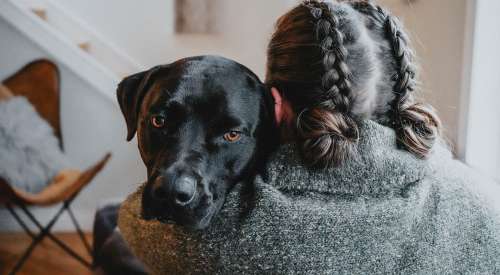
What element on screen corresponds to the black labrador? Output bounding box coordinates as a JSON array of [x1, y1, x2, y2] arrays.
[[117, 55, 278, 230]]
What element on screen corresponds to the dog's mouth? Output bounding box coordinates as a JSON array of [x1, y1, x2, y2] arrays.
[[142, 193, 223, 230]]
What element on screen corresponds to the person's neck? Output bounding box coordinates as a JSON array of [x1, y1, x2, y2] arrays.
[[279, 125, 295, 144], [278, 112, 297, 144]]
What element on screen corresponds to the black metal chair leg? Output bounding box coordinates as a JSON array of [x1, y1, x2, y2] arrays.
[[6, 204, 35, 239], [44, 232, 92, 267], [7, 231, 45, 275], [18, 203, 65, 233], [66, 205, 92, 256], [6, 204, 65, 275], [6, 201, 93, 274], [6, 204, 54, 275], [18, 203, 92, 267]]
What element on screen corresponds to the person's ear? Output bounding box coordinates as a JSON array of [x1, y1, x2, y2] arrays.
[[271, 87, 284, 124], [116, 66, 162, 141]]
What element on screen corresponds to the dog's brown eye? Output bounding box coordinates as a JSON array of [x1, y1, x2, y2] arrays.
[[223, 131, 241, 142], [151, 115, 166, 128]]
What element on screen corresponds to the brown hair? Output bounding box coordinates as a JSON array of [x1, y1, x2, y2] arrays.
[[266, 0, 358, 168], [266, 0, 440, 168]]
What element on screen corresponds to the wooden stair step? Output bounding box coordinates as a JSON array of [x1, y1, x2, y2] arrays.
[[78, 42, 91, 52], [31, 8, 47, 21]]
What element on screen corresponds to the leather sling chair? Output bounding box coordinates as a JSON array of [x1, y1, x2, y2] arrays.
[[0, 59, 111, 275]]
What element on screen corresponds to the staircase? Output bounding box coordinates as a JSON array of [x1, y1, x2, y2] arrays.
[[0, 0, 144, 102]]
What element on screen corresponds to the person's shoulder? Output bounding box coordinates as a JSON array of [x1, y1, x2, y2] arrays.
[[427, 143, 500, 215]]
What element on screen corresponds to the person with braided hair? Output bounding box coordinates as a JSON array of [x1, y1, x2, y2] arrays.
[[262, 0, 500, 272], [117, 1, 500, 273]]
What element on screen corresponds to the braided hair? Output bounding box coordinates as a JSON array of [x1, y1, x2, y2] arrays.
[[267, 1, 360, 168], [350, 0, 441, 158], [266, 0, 441, 168]]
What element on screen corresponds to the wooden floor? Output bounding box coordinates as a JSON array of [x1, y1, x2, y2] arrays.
[[0, 232, 93, 275]]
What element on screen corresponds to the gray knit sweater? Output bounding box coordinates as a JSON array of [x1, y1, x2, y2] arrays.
[[119, 120, 500, 274]]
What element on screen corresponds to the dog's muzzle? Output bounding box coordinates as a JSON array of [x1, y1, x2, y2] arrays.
[[151, 175, 197, 207]]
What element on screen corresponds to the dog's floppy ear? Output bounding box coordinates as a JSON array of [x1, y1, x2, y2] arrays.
[[116, 67, 159, 141]]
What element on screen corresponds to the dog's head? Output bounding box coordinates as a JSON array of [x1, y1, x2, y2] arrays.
[[117, 56, 277, 230]]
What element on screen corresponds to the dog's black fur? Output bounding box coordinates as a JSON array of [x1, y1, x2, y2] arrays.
[[117, 55, 278, 230]]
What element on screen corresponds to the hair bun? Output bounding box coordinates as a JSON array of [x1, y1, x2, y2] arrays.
[[396, 102, 441, 158], [296, 108, 358, 168]]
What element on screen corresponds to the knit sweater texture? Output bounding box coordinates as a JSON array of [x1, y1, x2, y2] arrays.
[[119, 120, 500, 274]]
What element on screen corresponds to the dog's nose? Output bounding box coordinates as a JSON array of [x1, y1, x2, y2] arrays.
[[172, 176, 196, 206]]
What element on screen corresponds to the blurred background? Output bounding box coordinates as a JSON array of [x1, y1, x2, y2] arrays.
[[0, 0, 498, 244]]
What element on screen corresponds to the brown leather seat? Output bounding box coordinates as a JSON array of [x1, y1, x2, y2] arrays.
[[2, 59, 62, 143], [0, 59, 111, 274]]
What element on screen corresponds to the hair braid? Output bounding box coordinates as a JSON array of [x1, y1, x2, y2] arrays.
[[295, 1, 359, 168], [351, 0, 441, 158], [307, 1, 352, 112]]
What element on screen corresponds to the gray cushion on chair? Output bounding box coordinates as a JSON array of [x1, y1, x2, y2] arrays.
[[0, 96, 70, 193]]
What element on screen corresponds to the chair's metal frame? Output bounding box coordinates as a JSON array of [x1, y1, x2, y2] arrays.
[[5, 193, 93, 275], [1, 152, 110, 275]]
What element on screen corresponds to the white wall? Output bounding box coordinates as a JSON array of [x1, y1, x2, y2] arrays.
[[461, 0, 500, 180], [51, 0, 294, 80], [0, 17, 146, 231]]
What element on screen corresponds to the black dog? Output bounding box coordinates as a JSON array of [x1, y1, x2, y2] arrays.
[[117, 56, 278, 230]]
